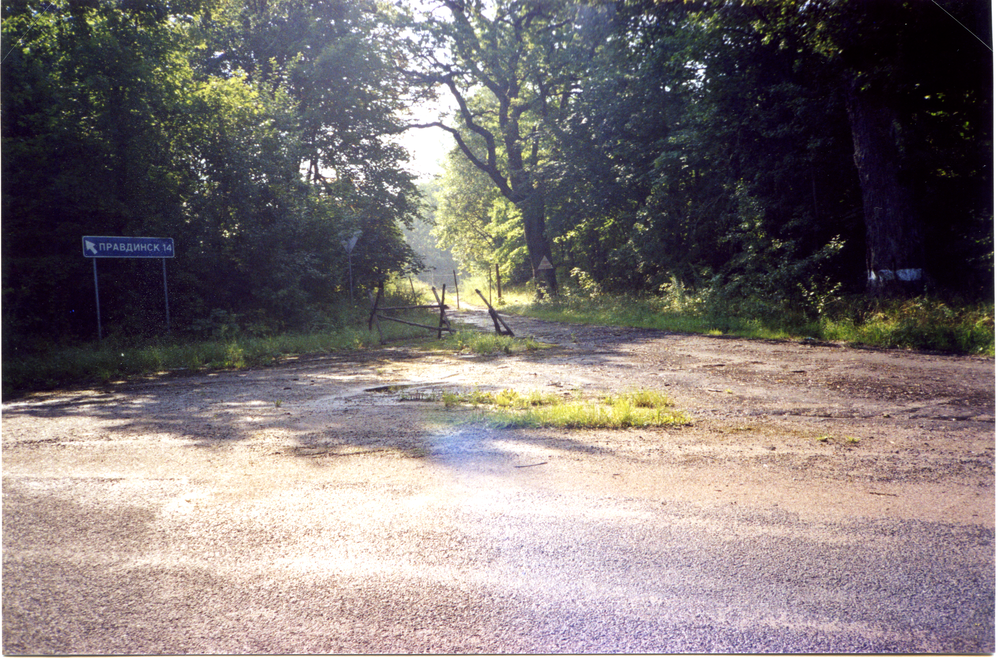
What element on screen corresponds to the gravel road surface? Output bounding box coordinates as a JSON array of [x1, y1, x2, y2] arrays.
[[3, 309, 994, 653]]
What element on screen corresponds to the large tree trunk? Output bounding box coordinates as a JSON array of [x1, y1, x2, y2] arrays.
[[845, 79, 925, 297], [507, 129, 558, 295], [517, 183, 557, 295]]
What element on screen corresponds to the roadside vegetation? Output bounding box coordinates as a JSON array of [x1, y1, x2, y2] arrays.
[[463, 276, 994, 357], [2, 283, 437, 399], [4, 273, 992, 401], [0, 278, 542, 399]]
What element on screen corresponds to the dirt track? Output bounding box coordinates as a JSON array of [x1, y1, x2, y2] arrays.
[[2, 307, 994, 653]]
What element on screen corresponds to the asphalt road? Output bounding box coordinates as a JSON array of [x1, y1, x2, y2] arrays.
[[2, 324, 994, 654]]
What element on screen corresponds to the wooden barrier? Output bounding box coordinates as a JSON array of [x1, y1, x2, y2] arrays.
[[368, 281, 453, 344], [475, 289, 514, 336]]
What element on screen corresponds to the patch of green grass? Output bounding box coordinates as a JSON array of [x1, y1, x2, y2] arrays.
[[443, 387, 691, 429], [434, 330, 543, 355], [1, 329, 384, 399], [818, 298, 994, 355]]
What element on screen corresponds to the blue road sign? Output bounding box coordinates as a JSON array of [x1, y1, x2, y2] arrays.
[[82, 236, 175, 258]]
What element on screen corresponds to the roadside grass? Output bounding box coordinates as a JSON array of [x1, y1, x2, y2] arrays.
[[7, 275, 991, 399], [2, 289, 442, 399], [438, 387, 692, 429], [488, 281, 993, 356], [2, 327, 379, 399]]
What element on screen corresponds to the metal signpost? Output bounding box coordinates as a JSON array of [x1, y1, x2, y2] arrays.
[[82, 236, 175, 340]]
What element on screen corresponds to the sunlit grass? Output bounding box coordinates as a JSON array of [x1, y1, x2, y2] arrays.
[[441, 387, 691, 429], [431, 330, 543, 355], [499, 284, 993, 356]]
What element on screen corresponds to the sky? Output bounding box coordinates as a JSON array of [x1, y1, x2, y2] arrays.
[[396, 91, 458, 182]]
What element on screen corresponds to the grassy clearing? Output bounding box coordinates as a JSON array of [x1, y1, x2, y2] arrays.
[[439, 388, 692, 429], [491, 282, 993, 356]]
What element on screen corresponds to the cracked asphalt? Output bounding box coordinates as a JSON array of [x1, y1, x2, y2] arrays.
[[2, 309, 994, 653]]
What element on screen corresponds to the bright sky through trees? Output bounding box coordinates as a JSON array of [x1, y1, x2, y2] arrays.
[[397, 94, 457, 180]]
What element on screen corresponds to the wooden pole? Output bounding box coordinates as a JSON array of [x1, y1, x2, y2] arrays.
[[439, 283, 452, 336], [376, 316, 454, 332], [475, 289, 514, 336], [431, 285, 450, 339], [495, 263, 502, 302], [453, 270, 460, 310]]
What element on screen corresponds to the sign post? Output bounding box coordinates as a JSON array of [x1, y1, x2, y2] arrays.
[[535, 255, 554, 297], [92, 259, 102, 341], [83, 236, 175, 340], [342, 231, 361, 302]]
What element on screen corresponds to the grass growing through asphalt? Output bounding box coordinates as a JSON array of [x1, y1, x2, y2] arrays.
[[440, 388, 692, 429]]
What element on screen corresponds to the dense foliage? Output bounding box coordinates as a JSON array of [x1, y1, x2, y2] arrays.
[[2, 0, 422, 351], [425, 0, 992, 310], [3, 0, 992, 357]]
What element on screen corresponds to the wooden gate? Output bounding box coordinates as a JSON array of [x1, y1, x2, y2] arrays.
[[367, 282, 453, 344]]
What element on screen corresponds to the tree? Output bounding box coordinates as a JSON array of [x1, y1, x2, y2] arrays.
[[753, 0, 992, 297], [548, 1, 856, 305], [3, 0, 208, 342], [2, 0, 428, 347], [548, 0, 990, 302], [431, 131, 529, 282], [206, 0, 424, 288], [406, 0, 599, 294]]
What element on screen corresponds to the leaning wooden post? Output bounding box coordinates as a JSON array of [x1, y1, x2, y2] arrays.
[[439, 283, 451, 337], [453, 270, 460, 310], [495, 263, 502, 302], [475, 288, 514, 336]]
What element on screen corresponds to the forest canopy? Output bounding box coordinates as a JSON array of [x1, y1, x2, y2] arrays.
[[2, 0, 992, 350], [2, 0, 424, 348], [418, 0, 992, 305]]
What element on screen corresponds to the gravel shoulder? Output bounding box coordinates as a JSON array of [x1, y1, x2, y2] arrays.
[[3, 308, 994, 653]]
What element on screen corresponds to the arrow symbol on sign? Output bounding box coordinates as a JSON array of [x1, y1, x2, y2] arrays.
[[85, 240, 98, 255]]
